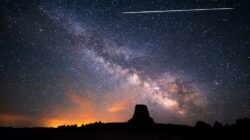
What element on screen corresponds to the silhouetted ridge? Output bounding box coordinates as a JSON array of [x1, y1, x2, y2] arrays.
[[213, 121, 223, 129], [128, 104, 154, 125], [195, 121, 211, 129]]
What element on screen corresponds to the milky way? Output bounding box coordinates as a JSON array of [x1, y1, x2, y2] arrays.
[[0, 0, 249, 127]]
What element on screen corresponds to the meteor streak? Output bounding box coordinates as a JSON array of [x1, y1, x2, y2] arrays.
[[122, 7, 234, 14]]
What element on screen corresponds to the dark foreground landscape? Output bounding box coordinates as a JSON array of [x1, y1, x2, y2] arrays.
[[1, 105, 249, 140]]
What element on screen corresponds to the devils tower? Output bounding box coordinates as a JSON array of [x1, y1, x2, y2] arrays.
[[128, 104, 155, 125]]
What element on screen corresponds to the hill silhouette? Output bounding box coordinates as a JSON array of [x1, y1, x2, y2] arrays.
[[0, 104, 249, 140]]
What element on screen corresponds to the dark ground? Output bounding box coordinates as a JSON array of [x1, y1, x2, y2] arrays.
[[1, 118, 249, 140]]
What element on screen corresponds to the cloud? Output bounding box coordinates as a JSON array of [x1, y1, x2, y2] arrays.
[[0, 113, 47, 127], [68, 89, 92, 109], [107, 99, 129, 113]]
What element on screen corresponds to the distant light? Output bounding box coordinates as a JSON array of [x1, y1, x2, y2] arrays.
[[122, 7, 234, 14]]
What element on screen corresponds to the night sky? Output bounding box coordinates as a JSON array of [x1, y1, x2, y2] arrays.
[[0, 0, 250, 127]]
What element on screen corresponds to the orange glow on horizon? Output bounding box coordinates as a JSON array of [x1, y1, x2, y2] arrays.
[[43, 118, 97, 127], [0, 110, 130, 128], [0, 88, 137, 127]]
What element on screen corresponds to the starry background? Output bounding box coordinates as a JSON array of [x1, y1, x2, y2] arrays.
[[0, 0, 249, 127]]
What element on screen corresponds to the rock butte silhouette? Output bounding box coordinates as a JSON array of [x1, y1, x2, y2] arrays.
[[128, 104, 155, 125]]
